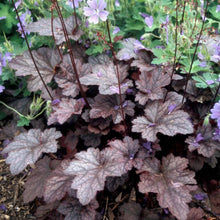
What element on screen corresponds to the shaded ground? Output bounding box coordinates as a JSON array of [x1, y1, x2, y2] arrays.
[[0, 153, 35, 220]]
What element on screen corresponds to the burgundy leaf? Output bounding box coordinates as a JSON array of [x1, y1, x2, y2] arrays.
[[55, 56, 91, 98], [80, 60, 132, 95], [2, 128, 62, 175], [23, 156, 60, 203], [108, 136, 140, 172], [63, 147, 126, 205], [187, 207, 205, 220], [57, 198, 99, 220], [47, 98, 85, 125], [88, 117, 111, 135], [26, 16, 83, 45], [135, 68, 170, 105], [116, 38, 138, 61], [9, 48, 61, 92], [44, 160, 75, 203], [185, 125, 220, 158], [118, 201, 160, 220], [105, 173, 129, 192], [90, 94, 135, 124], [132, 100, 193, 142], [35, 201, 60, 218], [138, 154, 197, 220]]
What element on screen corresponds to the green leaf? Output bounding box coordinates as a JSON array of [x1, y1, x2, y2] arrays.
[[192, 73, 219, 89], [85, 44, 105, 56], [17, 116, 30, 127]]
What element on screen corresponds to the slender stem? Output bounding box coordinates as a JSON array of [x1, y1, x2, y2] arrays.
[[71, 0, 78, 28], [190, 1, 199, 39], [0, 101, 25, 118], [182, 0, 209, 104], [12, 0, 53, 100], [53, 0, 90, 108], [51, 7, 63, 60], [163, 0, 178, 102], [106, 20, 127, 134], [180, 0, 186, 34]]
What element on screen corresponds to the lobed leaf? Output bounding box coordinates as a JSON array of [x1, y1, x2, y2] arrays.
[[132, 100, 193, 142], [63, 147, 126, 205], [138, 154, 197, 220], [2, 128, 62, 175]]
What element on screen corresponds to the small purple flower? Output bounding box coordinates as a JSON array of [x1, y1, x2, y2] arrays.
[[145, 15, 153, 28], [97, 71, 103, 77], [200, 0, 205, 20], [163, 208, 169, 214], [198, 52, 204, 60], [67, 0, 82, 8], [15, 0, 22, 9], [0, 52, 11, 75], [199, 61, 207, 67], [0, 85, 5, 93], [126, 88, 133, 94], [0, 204, 6, 211], [114, 105, 120, 110], [194, 193, 207, 201], [206, 80, 214, 85], [17, 10, 33, 38], [168, 104, 176, 114], [213, 128, 220, 141], [121, 53, 130, 60], [115, 0, 120, 7], [161, 15, 169, 45], [83, 0, 109, 24], [52, 99, 60, 105], [133, 40, 146, 53], [192, 133, 204, 147], [0, 16, 6, 20], [113, 26, 120, 35], [217, 5, 220, 13], [211, 101, 220, 128], [143, 142, 152, 152]]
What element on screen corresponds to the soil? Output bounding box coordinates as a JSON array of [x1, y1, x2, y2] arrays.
[[0, 153, 35, 220]]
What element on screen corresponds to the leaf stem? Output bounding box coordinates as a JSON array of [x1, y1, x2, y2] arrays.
[[182, 0, 209, 104], [0, 101, 25, 118], [106, 20, 127, 134], [50, 6, 63, 60], [53, 0, 90, 108], [71, 0, 78, 28], [163, 0, 179, 102], [11, 0, 53, 101]]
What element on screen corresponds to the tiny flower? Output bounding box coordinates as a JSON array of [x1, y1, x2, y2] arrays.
[[206, 80, 214, 85], [67, 0, 82, 8], [121, 53, 130, 60], [216, 5, 220, 13], [145, 15, 153, 28], [213, 128, 220, 141], [97, 71, 103, 77], [133, 40, 146, 53], [143, 142, 152, 152], [52, 99, 60, 105], [161, 15, 169, 45], [192, 133, 204, 147], [199, 61, 207, 67], [200, 0, 205, 20], [198, 52, 204, 60], [0, 204, 6, 211], [0, 85, 5, 93], [83, 0, 109, 24], [15, 0, 22, 9], [211, 101, 220, 128], [0, 16, 6, 20], [113, 26, 120, 35], [194, 193, 207, 201], [168, 104, 176, 114], [115, 0, 120, 7]]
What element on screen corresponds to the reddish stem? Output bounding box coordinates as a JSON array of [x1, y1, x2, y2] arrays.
[[12, 0, 53, 100]]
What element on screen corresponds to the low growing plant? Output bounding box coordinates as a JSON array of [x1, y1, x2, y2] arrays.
[[0, 0, 220, 219]]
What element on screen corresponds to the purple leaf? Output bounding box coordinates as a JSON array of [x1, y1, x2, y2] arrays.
[[57, 197, 99, 220], [132, 100, 193, 142], [135, 67, 170, 105], [23, 156, 60, 203], [80, 60, 132, 95], [44, 160, 75, 203], [9, 48, 61, 92], [26, 16, 83, 45], [47, 98, 85, 125], [63, 147, 126, 205], [2, 128, 62, 175], [138, 154, 197, 220], [185, 125, 220, 158], [89, 94, 135, 124], [108, 136, 140, 172], [55, 56, 91, 98]]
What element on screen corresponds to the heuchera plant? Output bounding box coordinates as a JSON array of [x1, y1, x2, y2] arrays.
[[0, 0, 220, 219]]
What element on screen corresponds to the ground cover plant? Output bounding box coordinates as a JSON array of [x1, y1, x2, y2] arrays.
[[0, 0, 220, 219]]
